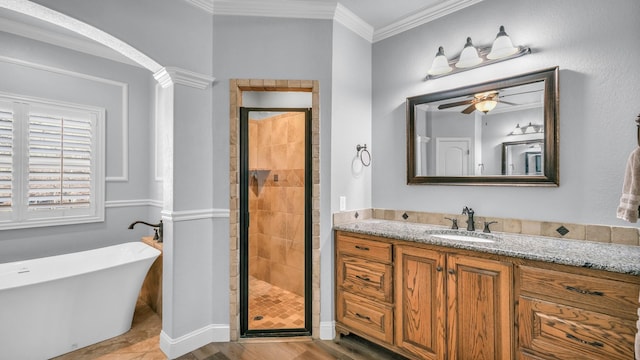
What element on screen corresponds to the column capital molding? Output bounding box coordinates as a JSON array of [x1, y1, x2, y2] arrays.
[[153, 66, 215, 89]]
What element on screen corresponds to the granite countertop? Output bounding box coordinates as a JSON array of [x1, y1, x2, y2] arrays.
[[334, 220, 640, 276]]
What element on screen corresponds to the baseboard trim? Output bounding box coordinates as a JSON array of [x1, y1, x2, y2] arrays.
[[319, 321, 336, 340], [159, 324, 230, 359]]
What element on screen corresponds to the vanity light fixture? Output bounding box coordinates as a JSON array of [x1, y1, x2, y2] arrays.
[[487, 26, 518, 59], [456, 37, 482, 68], [427, 46, 453, 76], [524, 122, 537, 134], [509, 122, 543, 136], [426, 25, 531, 80], [510, 124, 523, 135]]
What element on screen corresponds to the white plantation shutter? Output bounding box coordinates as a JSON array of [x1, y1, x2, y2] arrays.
[[28, 113, 92, 209], [0, 109, 12, 211], [0, 93, 104, 230]]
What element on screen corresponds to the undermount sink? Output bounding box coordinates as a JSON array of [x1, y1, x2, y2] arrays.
[[425, 230, 499, 243]]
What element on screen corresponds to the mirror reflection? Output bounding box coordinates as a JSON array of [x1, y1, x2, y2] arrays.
[[502, 139, 544, 175], [406, 67, 558, 186]]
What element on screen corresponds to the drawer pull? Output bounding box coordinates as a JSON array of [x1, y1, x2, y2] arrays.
[[355, 275, 371, 282], [566, 333, 604, 348], [354, 245, 370, 251], [355, 312, 371, 321], [565, 286, 604, 296]]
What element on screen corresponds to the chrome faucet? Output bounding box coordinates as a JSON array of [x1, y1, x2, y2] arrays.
[[128, 220, 163, 243], [462, 207, 475, 231]]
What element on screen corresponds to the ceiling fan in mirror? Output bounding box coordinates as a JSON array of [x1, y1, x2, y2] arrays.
[[437, 89, 539, 114]]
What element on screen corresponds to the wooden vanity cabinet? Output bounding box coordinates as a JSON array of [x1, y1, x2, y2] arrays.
[[336, 233, 394, 344], [336, 231, 513, 360], [394, 246, 446, 359], [394, 248, 513, 360], [335, 230, 639, 360], [447, 254, 513, 360], [517, 264, 640, 360]]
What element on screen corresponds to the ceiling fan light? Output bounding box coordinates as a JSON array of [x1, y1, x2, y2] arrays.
[[427, 46, 452, 76], [487, 26, 518, 60], [475, 100, 497, 113], [455, 37, 482, 68]]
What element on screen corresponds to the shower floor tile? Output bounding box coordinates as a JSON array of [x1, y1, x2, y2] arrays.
[[248, 276, 305, 330]]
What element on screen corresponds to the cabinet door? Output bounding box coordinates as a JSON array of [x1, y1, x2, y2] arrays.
[[447, 255, 513, 360], [395, 246, 446, 360]]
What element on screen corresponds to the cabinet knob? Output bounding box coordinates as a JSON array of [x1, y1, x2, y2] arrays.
[[436, 266, 443, 272], [447, 269, 455, 275]]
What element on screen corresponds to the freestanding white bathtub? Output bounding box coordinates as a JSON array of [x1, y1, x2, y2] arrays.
[[0, 242, 160, 359]]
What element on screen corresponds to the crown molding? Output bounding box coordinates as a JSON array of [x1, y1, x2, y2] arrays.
[[373, 0, 483, 42], [212, 0, 336, 20], [334, 3, 373, 42], [153, 66, 215, 89], [183, 0, 214, 14]]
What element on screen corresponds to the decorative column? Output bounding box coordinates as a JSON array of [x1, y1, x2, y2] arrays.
[[153, 67, 228, 358]]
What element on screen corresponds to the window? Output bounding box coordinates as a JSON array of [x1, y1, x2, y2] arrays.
[[0, 93, 104, 230]]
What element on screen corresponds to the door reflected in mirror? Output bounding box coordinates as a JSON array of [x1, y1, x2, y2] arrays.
[[407, 67, 558, 186]]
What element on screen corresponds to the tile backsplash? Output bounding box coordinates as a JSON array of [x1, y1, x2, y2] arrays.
[[333, 208, 639, 246]]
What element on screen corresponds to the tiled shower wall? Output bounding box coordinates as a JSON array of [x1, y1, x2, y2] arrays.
[[248, 112, 306, 296]]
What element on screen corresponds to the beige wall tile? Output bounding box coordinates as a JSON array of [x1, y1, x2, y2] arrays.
[[611, 226, 640, 245], [383, 209, 395, 220], [521, 220, 542, 236], [373, 208, 385, 219], [585, 225, 611, 243], [502, 218, 522, 233], [541, 222, 587, 239]]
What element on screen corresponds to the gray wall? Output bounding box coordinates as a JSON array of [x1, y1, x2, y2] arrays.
[[212, 14, 335, 332], [17, 0, 217, 347], [0, 31, 154, 262], [330, 20, 373, 332], [372, 0, 640, 226]]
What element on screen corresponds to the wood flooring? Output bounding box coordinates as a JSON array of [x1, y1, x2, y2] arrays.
[[52, 301, 403, 360]]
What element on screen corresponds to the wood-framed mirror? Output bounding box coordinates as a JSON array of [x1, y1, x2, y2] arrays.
[[406, 66, 559, 186]]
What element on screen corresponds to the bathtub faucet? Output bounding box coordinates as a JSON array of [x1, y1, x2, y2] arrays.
[[128, 220, 163, 243]]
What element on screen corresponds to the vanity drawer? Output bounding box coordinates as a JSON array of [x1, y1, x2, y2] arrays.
[[336, 291, 393, 344], [337, 255, 392, 302], [336, 233, 392, 263], [518, 296, 636, 360], [518, 265, 640, 318]]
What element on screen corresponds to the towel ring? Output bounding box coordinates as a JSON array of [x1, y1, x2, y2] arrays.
[[356, 144, 371, 167]]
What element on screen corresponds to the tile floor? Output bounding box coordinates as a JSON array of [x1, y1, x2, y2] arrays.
[[248, 277, 305, 330]]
